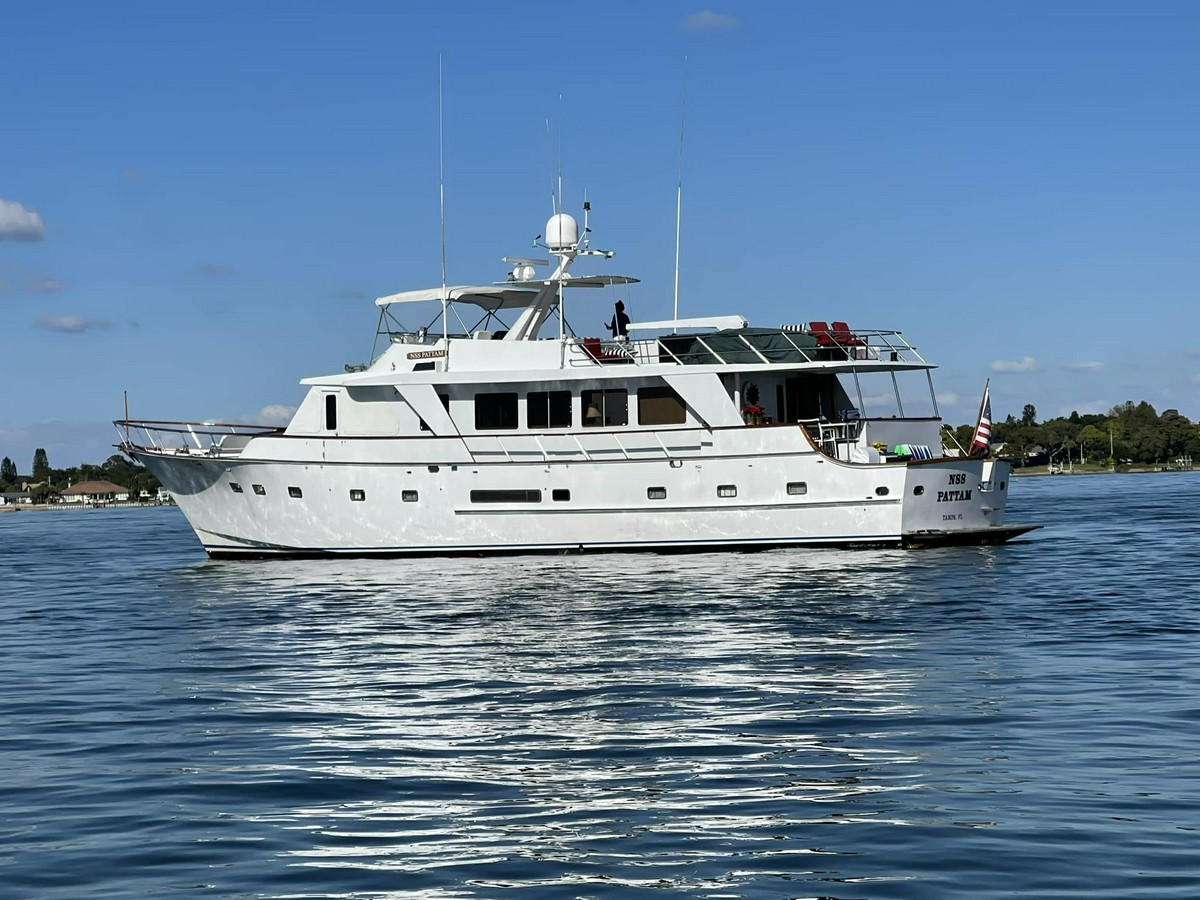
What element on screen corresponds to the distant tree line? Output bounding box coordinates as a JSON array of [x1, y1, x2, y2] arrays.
[[0, 448, 161, 500], [948, 400, 1200, 467]]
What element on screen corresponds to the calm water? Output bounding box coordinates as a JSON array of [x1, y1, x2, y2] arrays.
[[2, 473, 1199, 899]]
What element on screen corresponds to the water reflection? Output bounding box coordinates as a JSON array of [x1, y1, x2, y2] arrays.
[[153, 549, 1005, 890]]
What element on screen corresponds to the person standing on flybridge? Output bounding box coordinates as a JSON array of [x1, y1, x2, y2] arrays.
[[606, 300, 630, 342]]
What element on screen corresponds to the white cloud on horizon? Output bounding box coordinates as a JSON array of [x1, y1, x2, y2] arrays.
[[1062, 361, 1103, 372], [683, 10, 740, 31], [990, 356, 1038, 373], [236, 404, 297, 426], [35, 314, 113, 334], [936, 392, 961, 407], [0, 199, 46, 240]]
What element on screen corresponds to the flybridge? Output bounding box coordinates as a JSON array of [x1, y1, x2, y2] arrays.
[[374, 208, 640, 343]]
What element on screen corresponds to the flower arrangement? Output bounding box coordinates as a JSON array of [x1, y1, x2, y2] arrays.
[[742, 404, 763, 417]]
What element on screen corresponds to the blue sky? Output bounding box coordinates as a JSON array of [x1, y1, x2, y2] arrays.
[[3, 1, 1198, 471]]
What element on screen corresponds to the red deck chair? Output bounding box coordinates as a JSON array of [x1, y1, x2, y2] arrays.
[[808, 321, 834, 347], [831, 321, 865, 346]]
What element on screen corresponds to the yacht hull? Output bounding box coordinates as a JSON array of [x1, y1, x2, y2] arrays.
[[135, 447, 1030, 558]]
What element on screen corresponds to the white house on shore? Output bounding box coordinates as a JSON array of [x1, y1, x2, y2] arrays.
[[60, 480, 131, 504], [0, 491, 32, 507]]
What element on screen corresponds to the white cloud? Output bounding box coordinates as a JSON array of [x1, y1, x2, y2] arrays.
[[0, 199, 46, 240], [1062, 361, 1102, 372], [254, 404, 297, 426], [27, 273, 66, 293], [35, 314, 112, 334], [990, 356, 1038, 373], [683, 10, 740, 31], [937, 392, 961, 407]]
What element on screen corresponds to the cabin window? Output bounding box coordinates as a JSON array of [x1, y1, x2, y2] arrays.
[[552, 489, 571, 501], [647, 486, 667, 500], [470, 489, 542, 503], [402, 490, 418, 502], [475, 392, 518, 430], [324, 394, 338, 431], [528, 390, 572, 429], [350, 489, 366, 501], [637, 386, 686, 425], [787, 482, 807, 495], [252, 484, 266, 496], [717, 484, 737, 498], [876, 486, 890, 496], [582, 389, 628, 427], [229, 482, 243, 493], [413, 361, 435, 371], [419, 394, 450, 432], [288, 486, 303, 499]]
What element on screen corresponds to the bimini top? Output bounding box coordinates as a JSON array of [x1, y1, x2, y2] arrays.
[[376, 275, 641, 313]]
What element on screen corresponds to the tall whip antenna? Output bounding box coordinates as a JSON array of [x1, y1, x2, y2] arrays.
[[438, 54, 448, 346], [672, 55, 687, 332], [557, 93, 564, 213]]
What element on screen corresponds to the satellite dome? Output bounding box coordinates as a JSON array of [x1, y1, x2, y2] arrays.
[[545, 213, 578, 250]]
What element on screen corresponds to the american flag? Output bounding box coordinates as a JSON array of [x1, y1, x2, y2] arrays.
[[969, 381, 992, 457]]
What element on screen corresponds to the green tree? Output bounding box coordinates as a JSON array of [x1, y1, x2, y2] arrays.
[[0, 456, 16, 485], [32, 448, 50, 482], [1077, 424, 1108, 464], [1021, 404, 1038, 427]]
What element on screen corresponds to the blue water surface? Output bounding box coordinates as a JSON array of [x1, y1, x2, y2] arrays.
[[1, 472, 1198, 899]]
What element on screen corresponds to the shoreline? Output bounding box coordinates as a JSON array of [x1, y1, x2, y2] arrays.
[[0, 502, 174, 513]]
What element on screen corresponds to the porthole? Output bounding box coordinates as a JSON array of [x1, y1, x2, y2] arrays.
[[875, 486, 890, 496], [647, 486, 667, 500], [402, 490, 419, 502], [288, 486, 303, 499], [350, 489, 366, 502], [717, 484, 737, 498], [428, 465, 440, 473], [229, 482, 243, 493], [252, 484, 266, 496], [787, 482, 807, 495], [913, 485, 924, 496]]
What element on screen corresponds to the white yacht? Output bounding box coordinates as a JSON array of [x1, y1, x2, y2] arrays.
[[119, 206, 1037, 557]]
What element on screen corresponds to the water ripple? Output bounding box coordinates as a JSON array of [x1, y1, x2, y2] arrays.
[[1, 473, 1199, 897]]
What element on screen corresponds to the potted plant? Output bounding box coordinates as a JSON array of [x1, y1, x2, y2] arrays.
[[742, 383, 764, 425]]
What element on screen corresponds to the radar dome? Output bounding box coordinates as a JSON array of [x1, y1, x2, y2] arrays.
[[545, 213, 578, 250]]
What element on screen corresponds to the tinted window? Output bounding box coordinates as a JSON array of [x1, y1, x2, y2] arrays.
[[638, 386, 686, 425], [581, 389, 628, 427], [528, 390, 572, 429], [475, 392, 518, 430]]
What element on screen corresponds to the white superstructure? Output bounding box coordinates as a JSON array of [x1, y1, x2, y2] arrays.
[[120, 207, 1037, 557]]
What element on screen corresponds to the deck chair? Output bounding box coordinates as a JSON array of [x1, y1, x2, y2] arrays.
[[808, 321, 834, 346], [831, 321, 865, 346]]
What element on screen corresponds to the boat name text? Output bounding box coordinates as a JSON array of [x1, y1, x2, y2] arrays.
[[937, 489, 973, 502], [407, 349, 447, 360]]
